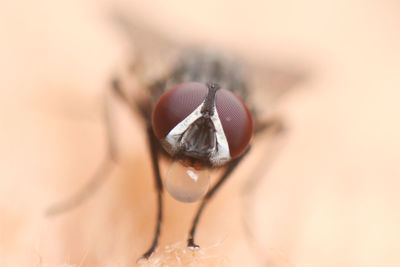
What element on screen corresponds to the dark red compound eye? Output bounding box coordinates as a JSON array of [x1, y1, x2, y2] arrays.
[[152, 82, 253, 160], [152, 82, 207, 139], [216, 89, 253, 159]]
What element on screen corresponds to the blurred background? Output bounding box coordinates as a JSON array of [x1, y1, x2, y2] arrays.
[[1, 0, 400, 266]]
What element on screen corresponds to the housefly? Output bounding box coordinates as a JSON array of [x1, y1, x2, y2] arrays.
[[46, 10, 305, 261]]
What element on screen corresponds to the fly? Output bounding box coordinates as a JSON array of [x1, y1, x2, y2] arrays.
[[114, 49, 261, 260], [46, 10, 305, 262]]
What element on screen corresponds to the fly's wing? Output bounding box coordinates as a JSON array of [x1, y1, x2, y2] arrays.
[[110, 8, 309, 128], [109, 8, 185, 121], [244, 58, 309, 130]]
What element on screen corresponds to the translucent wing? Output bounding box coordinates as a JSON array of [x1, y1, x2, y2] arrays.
[[110, 8, 308, 127], [245, 58, 308, 120], [110, 9, 182, 89]]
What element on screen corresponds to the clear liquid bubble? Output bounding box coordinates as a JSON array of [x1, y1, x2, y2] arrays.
[[165, 161, 210, 203]]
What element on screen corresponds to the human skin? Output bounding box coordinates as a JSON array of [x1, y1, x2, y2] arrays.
[[1, 0, 400, 266]]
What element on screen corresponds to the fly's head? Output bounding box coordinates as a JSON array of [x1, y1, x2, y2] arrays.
[[151, 82, 254, 202], [152, 82, 254, 168]]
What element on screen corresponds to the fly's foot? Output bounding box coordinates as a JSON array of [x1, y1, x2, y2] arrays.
[[187, 238, 200, 250], [137, 248, 154, 263], [136, 256, 149, 264]]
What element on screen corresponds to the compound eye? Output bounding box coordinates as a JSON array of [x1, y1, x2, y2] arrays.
[[216, 89, 253, 159], [152, 82, 207, 139]]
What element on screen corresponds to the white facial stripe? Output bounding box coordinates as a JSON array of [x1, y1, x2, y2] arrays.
[[164, 101, 231, 166], [164, 104, 203, 153], [209, 106, 230, 165]]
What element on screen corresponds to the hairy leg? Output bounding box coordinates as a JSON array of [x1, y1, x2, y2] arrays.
[[138, 125, 164, 261], [187, 147, 251, 249], [112, 77, 165, 261]]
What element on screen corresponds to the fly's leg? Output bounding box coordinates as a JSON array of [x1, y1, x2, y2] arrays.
[[241, 118, 286, 265], [243, 118, 285, 194], [112, 77, 164, 261], [45, 80, 123, 216], [138, 125, 164, 261], [187, 147, 251, 249], [111, 77, 164, 261]]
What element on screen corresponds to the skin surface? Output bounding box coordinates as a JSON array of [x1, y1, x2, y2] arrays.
[[1, 0, 400, 266]]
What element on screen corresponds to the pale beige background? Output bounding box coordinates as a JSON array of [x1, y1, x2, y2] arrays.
[[1, 0, 400, 266]]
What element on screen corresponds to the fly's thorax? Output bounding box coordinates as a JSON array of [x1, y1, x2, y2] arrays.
[[162, 49, 249, 102]]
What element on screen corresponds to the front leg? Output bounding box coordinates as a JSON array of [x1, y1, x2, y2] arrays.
[[138, 125, 164, 261], [187, 147, 251, 249], [112, 77, 164, 261]]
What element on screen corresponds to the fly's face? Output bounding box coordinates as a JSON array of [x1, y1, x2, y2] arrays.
[[152, 81, 253, 167], [151, 81, 254, 202]]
